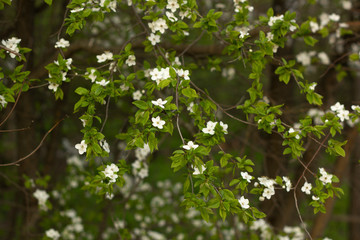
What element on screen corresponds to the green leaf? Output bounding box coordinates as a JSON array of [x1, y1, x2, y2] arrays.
[[133, 100, 148, 110], [44, 0, 52, 5], [182, 87, 198, 98], [75, 87, 89, 95], [304, 36, 318, 46]]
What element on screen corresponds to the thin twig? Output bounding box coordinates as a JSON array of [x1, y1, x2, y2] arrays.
[[0, 44, 22, 57], [294, 190, 312, 240], [0, 83, 24, 128], [0, 116, 66, 167]]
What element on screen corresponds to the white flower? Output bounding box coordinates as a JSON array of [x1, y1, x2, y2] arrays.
[[97, 79, 110, 86], [310, 21, 319, 33], [202, 121, 217, 135], [330, 102, 344, 112], [152, 116, 166, 129], [55, 38, 70, 48], [238, 196, 250, 209], [166, 11, 178, 22], [219, 121, 228, 134], [351, 105, 360, 112], [75, 140, 87, 155], [96, 51, 113, 63], [65, 58, 72, 70], [319, 168, 333, 185], [187, 102, 194, 113], [296, 52, 311, 66], [176, 69, 190, 80], [301, 182, 312, 195], [100, 139, 110, 153], [166, 0, 179, 12], [88, 69, 97, 82], [48, 83, 59, 92], [309, 82, 317, 91], [70, 7, 84, 13], [45, 229, 60, 240], [238, 26, 250, 38], [102, 163, 119, 183], [1, 37, 21, 58], [0, 95, 7, 108], [153, 18, 168, 34], [183, 141, 199, 150], [33, 189, 49, 210], [125, 55, 136, 66], [262, 187, 275, 199], [342, 1, 352, 10], [329, 13, 340, 22], [241, 172, 252, 183], [193, 164, 205, 175], [148, 33, 161, 45], [132, 90, 142, 100], [268, 15, 284, 27], [282, 176, 292, 192], [152, 98, 167, 108], [318, 52, 330, 65], [312, 195, 320, 201]]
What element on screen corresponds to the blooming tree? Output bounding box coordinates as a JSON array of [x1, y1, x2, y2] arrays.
[[1, 0, 360, 239]]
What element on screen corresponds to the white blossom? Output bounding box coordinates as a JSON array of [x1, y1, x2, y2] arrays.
[[97, 79, 110, 86], [70, 7, 84, 13], [100, 139, 110, 153], [125, 55, 136, 66], [202, 121, 217, 135], [55, 38, 70, 48], [301, 182, 312, 195], [193, 164, 205, 175], [318, 52, 330, 65], [310, 21, 320, 33], [152, 116, 166, 129], [75, 140, 87, 155], [268, 15, 284, 27], [166, 0, 179, 12], [183, 141, 199, 150], [342, 1, 352, 10], [45, 229, 60, 240], [241, 172, 252, 183], [1, 37, 21, 58], [238, 196, 250, 209], [176, 69, 190, 80], [96, 51, 113, 63], [152, 98, 167, 108], [33, 189, 49, 210], [132, 90, 142, 100], [48, 83, 59, 92], [282, 176, 292, 192], [329, 13, 340, 22], [0, 95, 7, 108]]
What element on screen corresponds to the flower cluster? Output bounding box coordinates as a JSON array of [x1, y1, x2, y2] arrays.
[[33, 189, 49, 211], [1, 37, 21, 58], [60, 209, 85, 238], [330, 102, 349, 122], [202, 121, 228, 135], [96, 51, 113, 63], [150, 67, 171, 84], [45, 229, 60, 240], [256, 177, 276, 201], [102, 163, 120, 184], [132, 144, 151, 179]]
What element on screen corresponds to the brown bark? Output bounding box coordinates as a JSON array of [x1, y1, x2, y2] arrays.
[[310, 128, 358, 239]]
